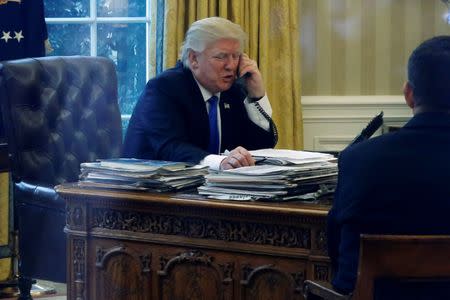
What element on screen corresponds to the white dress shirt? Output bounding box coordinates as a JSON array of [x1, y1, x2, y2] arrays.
[[195, 81, 273, 170]]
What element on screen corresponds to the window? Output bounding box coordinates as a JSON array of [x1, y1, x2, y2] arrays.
[[44, 0, 152, 133]]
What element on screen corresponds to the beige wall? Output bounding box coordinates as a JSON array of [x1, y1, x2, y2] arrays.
[[301, 0, 450, 96]]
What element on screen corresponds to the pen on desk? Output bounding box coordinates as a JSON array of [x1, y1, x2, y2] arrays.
[[254, 157, 267, 164]]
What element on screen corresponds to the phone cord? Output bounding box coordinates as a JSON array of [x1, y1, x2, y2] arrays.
[[254, 101, 278, 146]]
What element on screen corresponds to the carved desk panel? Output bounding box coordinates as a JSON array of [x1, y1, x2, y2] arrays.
[[56, 184, 331, 300]]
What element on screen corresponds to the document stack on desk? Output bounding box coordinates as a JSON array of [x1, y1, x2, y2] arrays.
[[198, 149, 338, 201], [250, 148, 336, 165], [78, 158, 209, 192]]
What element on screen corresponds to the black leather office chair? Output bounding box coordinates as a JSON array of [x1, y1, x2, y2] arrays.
[[0, 56, 122, 297]]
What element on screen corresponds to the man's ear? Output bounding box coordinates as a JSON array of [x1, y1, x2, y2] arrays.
[[188, 50, 199, 69], [403, 81, 415, 109]]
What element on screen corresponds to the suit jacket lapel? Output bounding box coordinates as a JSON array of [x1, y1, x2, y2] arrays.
[[181, 65, 210, 148]]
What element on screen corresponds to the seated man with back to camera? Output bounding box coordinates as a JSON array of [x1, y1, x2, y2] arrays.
[[123, 17, 277, 170], [327, 36, 450, 297]]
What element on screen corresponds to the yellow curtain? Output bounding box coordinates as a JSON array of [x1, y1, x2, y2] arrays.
[[163, 0, 303, 149], [0, 172, 11, 281]]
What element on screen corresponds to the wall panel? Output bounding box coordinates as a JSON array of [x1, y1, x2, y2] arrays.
[[300, 0, 317, 94], [301, 0, 450, 95], [315, 0, 332, 94], [374, 0, 391, 93], [344, 0, 361, 95], [330, 0, 346, 95]]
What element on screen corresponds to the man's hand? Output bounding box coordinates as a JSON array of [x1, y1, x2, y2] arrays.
[[238, 53, 265, 98], [220, 146, 256, 170]]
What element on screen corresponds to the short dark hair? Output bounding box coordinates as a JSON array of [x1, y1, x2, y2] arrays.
[[408, 36, 450, 109]]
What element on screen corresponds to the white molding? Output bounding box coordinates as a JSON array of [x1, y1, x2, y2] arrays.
[[301, 95, 412, 151], [313, 136, 354, 151], [304, 116, 408, 123], [302, 95, 412, 122]]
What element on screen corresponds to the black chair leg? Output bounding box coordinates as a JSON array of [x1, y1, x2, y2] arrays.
[[17, 275, 33, 300]]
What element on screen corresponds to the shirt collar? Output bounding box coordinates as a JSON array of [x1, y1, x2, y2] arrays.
[[193, 77, 221, 103]]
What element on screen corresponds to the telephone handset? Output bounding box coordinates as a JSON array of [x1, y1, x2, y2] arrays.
[[235, 72, 278, 146], [235, 72, 252, 87]]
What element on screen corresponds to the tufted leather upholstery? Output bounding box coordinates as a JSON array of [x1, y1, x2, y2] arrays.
[[0, 56, 122, 282]]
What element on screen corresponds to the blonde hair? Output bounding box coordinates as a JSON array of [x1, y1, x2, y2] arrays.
[[180, 17, 247, 68]]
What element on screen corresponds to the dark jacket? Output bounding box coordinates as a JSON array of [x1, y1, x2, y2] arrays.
[[123, 62, 276, 163], [328, 112, 450, 294]]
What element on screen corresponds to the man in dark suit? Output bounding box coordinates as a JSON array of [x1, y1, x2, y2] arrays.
[[123, 17, 277, 169], [328, 36, 450, 295]]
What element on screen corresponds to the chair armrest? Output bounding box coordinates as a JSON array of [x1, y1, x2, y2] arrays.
[[303, 280, 351, 300], [15, 181, 64, 210]]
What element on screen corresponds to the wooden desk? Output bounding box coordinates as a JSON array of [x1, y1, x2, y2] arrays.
[[56, 184, 331, 300]]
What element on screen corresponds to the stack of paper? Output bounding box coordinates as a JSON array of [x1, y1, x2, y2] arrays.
[[250, 148, 336, 165], [198, 149, 338, 201], [78, 158, 209, 192]]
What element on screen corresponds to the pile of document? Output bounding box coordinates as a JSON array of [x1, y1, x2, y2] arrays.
[[78, 158, 209, 192], [198, 149, 338, 201]]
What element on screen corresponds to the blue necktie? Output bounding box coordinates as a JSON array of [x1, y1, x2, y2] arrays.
[[207, 95, 220, 154]]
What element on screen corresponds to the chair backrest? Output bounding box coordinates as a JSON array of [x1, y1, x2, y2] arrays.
[[0, 56, 122, 186], [352, 234, 450, 300]]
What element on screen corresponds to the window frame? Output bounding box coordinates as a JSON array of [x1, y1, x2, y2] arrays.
[[44, 0, 153, 123]]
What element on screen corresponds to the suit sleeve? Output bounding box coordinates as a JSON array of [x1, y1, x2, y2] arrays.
[[327, 149, 362, 294], [123, 82, 210, 163]]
